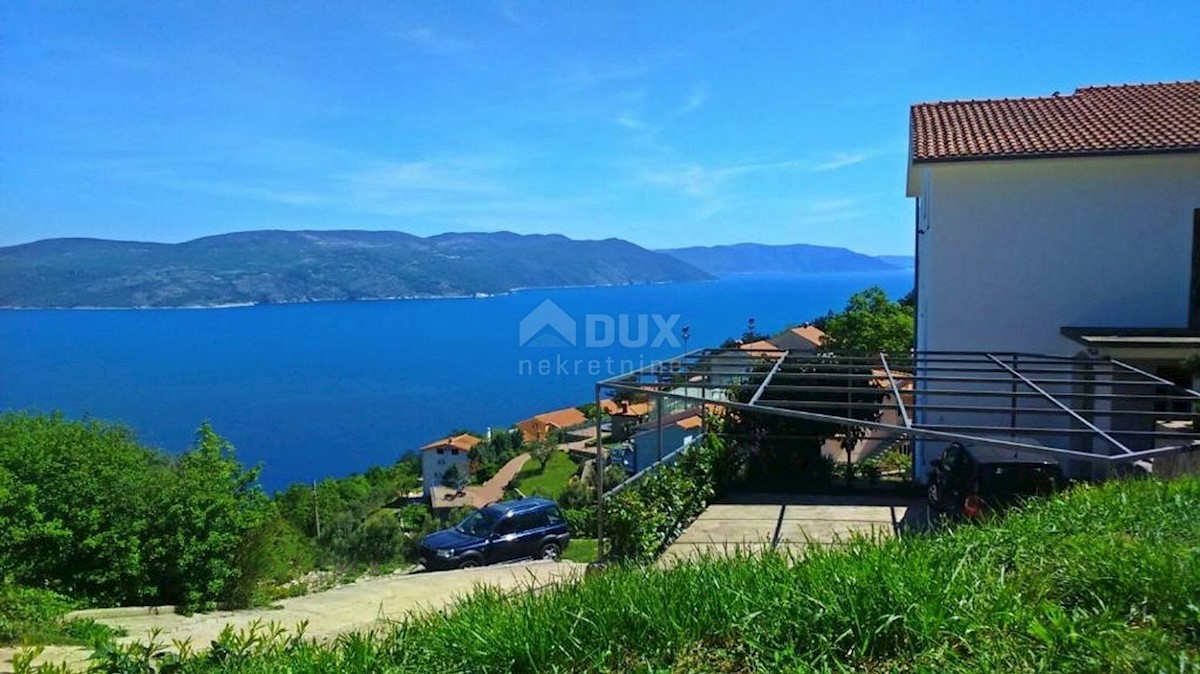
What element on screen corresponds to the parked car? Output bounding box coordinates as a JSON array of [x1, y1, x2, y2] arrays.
[[419, 497, 571, 570], [927, 442, 1064, 519]]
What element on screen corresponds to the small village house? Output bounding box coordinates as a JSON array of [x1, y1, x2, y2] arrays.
[[771, 325, 826, 352], [419, 433, 480, 497], [516, 406, 588, 442]]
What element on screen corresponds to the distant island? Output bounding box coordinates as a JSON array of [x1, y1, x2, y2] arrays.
[[0, 232, 915, 309], [0, 230, 712, 309], [659, 243, 912, 275]]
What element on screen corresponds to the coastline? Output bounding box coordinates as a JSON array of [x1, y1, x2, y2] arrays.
[[0, 278, 708, 311]]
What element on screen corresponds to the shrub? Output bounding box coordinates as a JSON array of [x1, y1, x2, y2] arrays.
[[603, 428, 730, 562], [562, 507, 595, 537], [0, 413, 273, 614], [0, 584, 71, 645]]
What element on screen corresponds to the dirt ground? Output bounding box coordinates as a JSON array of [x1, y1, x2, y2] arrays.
[[1, 560, 584, 673]]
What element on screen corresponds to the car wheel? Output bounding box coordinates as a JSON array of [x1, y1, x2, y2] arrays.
[[459, 557, 481, 569], [927, 483, 943, 511], [540, 542, 561, 560]]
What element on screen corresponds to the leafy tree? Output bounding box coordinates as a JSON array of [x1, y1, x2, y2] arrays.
[[441, 464, 463, 490], [0, 413, 165, 605], [822, 286, 914, 355], [529, 437, 556, 471], [148, 423, 270, 611]]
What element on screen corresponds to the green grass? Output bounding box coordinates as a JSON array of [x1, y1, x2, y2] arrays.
[[561, 538, 598, 563], [30, 476, 1200, 673], [513, 450, 576, 500]]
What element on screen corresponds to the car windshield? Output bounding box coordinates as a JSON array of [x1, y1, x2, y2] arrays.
[[455, 507, 501, 538]]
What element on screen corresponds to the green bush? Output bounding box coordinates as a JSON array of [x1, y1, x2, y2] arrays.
[[0, 584, 72, 645], [0, 413, 273, 615], [603, 428, 730, 562], [0, 584, 122, 648], [561, 507, 595, 537]]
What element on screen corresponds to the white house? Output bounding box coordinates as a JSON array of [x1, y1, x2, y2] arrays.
[[906, 80, 1200, 481], [420, 433, 480, 497]]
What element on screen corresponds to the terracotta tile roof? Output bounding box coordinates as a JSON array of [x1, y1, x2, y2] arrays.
[[517, 407, 589, 440], [911, 81, 1200, 162], [739, 339, 785, 360], [599, 399, 651, 417], [421, 433, 482, 453], [611, 401, 651, 417], [534, 407, 588, 428], [789, 325, 826, 348]]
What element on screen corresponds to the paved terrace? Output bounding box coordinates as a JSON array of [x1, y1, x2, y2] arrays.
[[661, 494, 924, 564]]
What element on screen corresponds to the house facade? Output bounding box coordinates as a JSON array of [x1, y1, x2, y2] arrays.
[[420, 433, 480, 497], [906, 81, 1200, 481]]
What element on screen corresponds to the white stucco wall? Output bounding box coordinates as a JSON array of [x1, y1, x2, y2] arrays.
[[916, 152, 1199, 355], [911, 152, 1200, 481], [421, 448, 470, 496]]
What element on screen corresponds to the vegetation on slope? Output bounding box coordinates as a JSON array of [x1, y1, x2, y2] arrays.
[[0, 230, 713, 308], [0, 413, 274, 613], [35, 473, 1198, 673], [659, 242, 901, 276]]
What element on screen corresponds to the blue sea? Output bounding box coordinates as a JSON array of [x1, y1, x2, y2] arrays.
[[0, 271, 911, 490]]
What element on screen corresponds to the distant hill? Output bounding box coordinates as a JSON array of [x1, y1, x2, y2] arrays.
[[875, 255, 915, 269], [0, 230, 713, 308], [659, 243, 900, 276]]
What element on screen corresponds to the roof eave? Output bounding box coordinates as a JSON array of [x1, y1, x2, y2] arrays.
[[911, 145, 1200, 166]]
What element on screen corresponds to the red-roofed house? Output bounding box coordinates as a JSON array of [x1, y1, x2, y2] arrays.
[[420, 433, 482, 497], [773, 325, 826, 352], [516, 407, 588, 442], [738, 339, 785, 360], [906, 80, 1200, 481], [908, 81, 1200, 357]]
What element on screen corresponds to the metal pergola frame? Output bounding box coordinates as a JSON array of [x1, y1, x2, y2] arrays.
[[590, 348, 1200, 557]]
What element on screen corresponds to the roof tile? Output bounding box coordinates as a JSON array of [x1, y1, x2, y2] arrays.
[[911, 81, 1200, 162]]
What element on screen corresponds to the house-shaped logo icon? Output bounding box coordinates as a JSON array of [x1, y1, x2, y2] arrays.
[[519, 299, 577, 347]]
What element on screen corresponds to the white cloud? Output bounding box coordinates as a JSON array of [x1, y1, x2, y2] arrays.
[[811, 152, 870, 172], [615, 111, 647, 130], [674, 85, 708, 115], [399, 27, 471, 55]]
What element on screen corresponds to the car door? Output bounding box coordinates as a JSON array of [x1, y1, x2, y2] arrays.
[[488, 514, 522, 563], [508, 510, 550, 560]]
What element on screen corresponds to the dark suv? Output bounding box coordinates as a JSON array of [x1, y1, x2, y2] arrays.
[[419, 497, 571, 570], [927, 442, 1064, 519]]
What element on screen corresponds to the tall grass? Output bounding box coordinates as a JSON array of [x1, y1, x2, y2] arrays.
[[33, 476, 1200, 673]]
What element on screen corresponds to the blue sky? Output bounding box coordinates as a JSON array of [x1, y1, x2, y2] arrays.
[[3, 2, 1198, 254]]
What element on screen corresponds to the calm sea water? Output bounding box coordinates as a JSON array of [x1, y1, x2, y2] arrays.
[[0, 271, 911, 490]]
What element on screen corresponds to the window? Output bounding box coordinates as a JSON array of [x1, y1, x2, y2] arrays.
[[493, 515, 518, 536], [544, 507, 564, 526], [436, 448, 445, 455]]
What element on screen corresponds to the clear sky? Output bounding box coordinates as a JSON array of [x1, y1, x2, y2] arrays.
[[3, 2, 1198, 254]]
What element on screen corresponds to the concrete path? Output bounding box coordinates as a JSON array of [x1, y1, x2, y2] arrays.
[[661, 493, 923, 564], [473, 452, 531, 506], [1, 560, 584, 673]]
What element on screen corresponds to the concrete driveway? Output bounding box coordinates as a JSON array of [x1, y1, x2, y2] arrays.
[[661, 493, 925, 564], [1, 560, 584, 673]]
